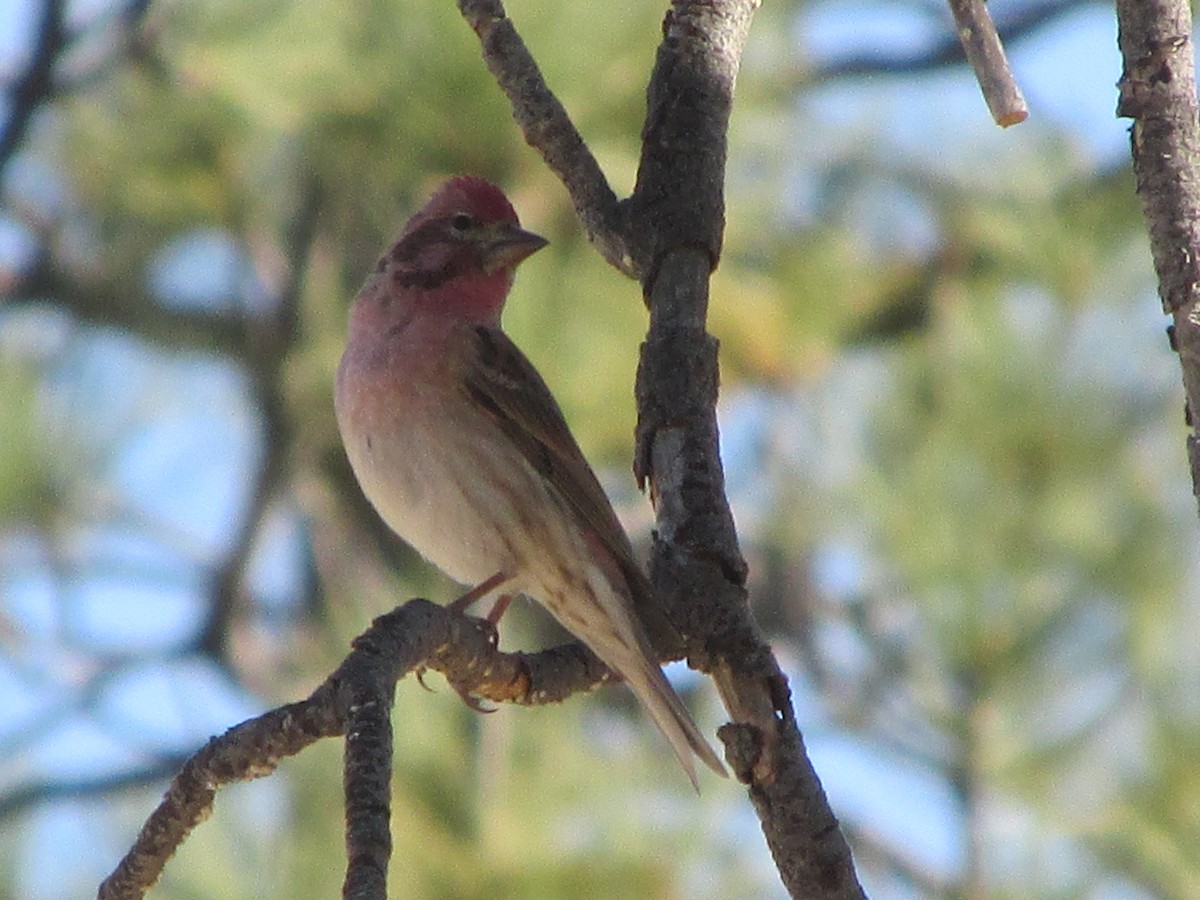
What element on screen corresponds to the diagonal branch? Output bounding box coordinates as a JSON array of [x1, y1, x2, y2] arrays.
[[947, 0, 1028, 126], [813, 0, 1076, 81], [0, 0, 67, 173], [456, 0, 636, 277]]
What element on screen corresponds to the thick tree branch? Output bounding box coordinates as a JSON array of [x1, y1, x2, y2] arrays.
[[458, 0, 866, 894], [628, 3, 863, 897], [1115, 0, 1200, 511]]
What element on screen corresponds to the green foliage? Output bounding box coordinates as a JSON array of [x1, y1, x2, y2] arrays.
[[0, 361, 52, 528]]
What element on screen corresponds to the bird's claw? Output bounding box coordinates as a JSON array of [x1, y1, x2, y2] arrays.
[[454, 684, 497, 714], [414, 666, 435, 692], [448, 571, 510, 614], [415, 666, 496, 712]]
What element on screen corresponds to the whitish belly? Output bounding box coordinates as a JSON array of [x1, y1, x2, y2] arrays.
[[340, 398, 557, 589]]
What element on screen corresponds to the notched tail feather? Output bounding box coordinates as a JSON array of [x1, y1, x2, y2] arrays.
[[626, 658, 727, 791]]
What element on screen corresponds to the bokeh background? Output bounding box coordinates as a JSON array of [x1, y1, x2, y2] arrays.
[[2, 0, 1196, 897]]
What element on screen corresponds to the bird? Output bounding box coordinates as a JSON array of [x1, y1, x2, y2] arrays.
[[333, 175, 727, 788]]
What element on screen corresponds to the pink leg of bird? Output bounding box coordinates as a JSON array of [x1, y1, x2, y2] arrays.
[[448, 570, 515, 645], [447, 569, 512, 624]]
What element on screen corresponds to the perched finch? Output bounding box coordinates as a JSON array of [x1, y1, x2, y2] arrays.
[[334, 176, 726, 788]]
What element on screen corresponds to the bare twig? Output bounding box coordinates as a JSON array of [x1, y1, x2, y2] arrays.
[[948, 0, 1029, 126], [456, 0, 636, 276], [97, 699, 336, 900], [1115, 0, 1200, 510]]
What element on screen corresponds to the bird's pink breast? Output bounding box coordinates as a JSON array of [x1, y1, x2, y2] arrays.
[[335, 310, 534, 586]]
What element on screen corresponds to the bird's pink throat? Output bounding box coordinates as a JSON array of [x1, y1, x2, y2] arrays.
[[416, 268, 512, 326]]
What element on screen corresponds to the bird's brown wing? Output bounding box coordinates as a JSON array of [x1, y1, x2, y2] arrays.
[[455, 325, 676, 643]]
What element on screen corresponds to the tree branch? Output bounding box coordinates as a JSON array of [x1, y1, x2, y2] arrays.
[[97, 600, 615, 900], [457, 0, 866, 894], [811, 0, 1076, 82], [631, 2, 862, 896], [1115, 0, 1200, 512], [947, 0, 1028, 126], [0, 0, 67, 173], [455, 0, 636, 277]]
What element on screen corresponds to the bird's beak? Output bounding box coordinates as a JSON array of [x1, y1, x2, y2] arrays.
[[480, 224, 549, 273]]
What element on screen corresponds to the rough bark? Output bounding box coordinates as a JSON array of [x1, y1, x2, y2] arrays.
[[1115, 0, 1200, 513]]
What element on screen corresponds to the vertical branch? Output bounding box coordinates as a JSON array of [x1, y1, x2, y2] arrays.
[[454, 0, 866, 893], [341, 641, 398, 900], [1115, 0, 1200, 513], [630, 2, 865, 897]]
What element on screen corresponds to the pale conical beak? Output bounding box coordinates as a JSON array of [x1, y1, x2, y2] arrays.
[[481, 225, 549, 273]]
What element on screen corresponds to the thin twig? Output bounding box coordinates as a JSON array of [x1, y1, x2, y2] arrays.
[[948, 0, 1029, 126], [813, 0, 1074, 81]]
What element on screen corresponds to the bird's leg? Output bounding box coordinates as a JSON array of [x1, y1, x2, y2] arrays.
[[448, 570, 512, 614], [483, 592, 514, 627]]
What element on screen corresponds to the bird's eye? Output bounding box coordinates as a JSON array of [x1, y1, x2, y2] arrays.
[[449, 213, 474, 233]]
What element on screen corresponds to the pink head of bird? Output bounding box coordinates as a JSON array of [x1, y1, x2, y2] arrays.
[[370, 176, 548, 325], [406, 176, 522, 237]]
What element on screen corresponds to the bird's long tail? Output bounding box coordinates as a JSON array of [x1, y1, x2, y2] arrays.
[[538, 554, 728, 788], [619, 643, 728, 791]]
